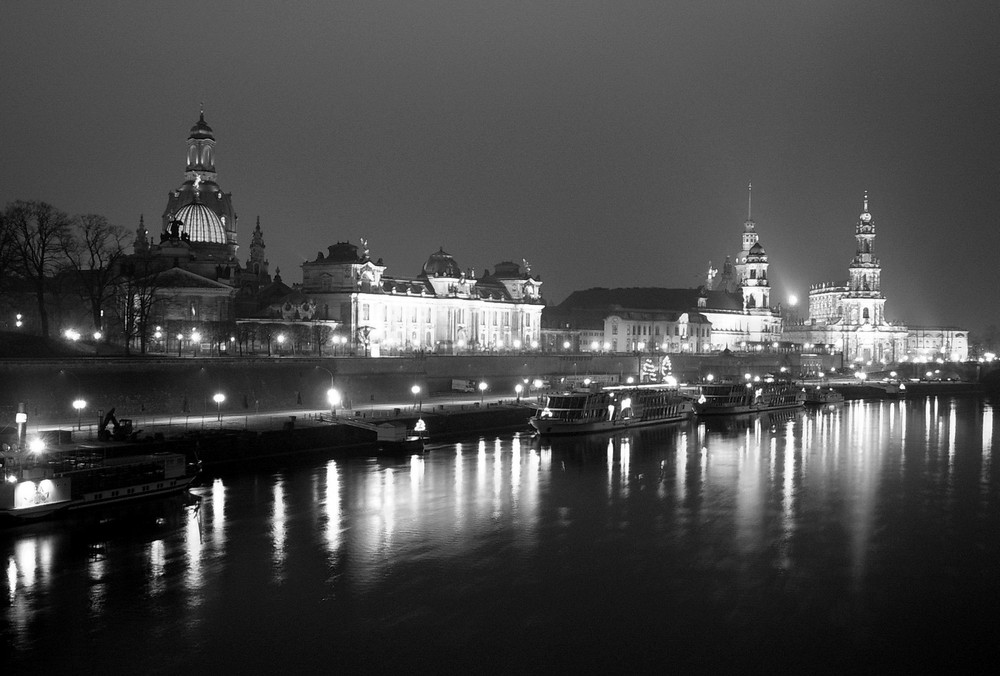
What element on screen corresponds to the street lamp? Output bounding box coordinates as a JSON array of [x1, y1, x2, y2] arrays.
[[478, 381, 488, 405], [177, 333, 183, 356], [328, 388, 342, 416], [213, 392, 225, 423], [15, 404, 27, 451], [515, 383, 523, 402], [73, 399, 86, 430], [411, 384, 421, 411]]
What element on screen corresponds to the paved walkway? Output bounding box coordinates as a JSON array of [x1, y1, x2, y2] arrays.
[[16, 392, 545, 446]]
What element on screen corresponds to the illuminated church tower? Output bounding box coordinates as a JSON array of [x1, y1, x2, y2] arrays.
[[841, 191, 886, 326], [733, 183, 759, 282], [161, 111, 239, 255]]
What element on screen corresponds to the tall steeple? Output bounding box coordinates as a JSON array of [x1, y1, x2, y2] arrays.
[[134, 214, 149, 254], [249, 216, 268, 274], [845, 191, 885, 325], [742, 181, 757, 251], [735, 182, 760, 285]]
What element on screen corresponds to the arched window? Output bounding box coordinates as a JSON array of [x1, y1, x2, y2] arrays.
[[863, 308, 870, 321]]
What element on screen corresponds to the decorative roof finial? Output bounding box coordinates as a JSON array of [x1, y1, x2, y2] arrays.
[[747, 181, 752, 221], [863, 190, 869, 213]]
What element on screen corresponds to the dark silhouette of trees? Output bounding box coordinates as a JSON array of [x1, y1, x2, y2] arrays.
[[62, 213, 130, 337], [114, 256, 170, 355], [2, 201, 72, 338]]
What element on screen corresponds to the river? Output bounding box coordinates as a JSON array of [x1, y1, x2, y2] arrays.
[[4, 395, 999, 674]]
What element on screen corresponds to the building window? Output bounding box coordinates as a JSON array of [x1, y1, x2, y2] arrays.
[[362, 304, 370, 321]]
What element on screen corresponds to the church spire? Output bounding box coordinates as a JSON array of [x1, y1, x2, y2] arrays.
[[747, 181, 752, 221], [134, 213, 149, 254]]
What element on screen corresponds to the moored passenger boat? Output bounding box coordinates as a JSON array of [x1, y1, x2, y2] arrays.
[[530, 383, 693, 435], [804, 386, 845, 406], [696, 381, 805, 416], [1, 444, 199, 522]]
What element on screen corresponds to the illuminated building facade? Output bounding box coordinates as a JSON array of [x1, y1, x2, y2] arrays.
[[784, 194, 909, 365], [121, 113, 273, 352], [542, 288, 716, 354], [300, 243, 543, 354], [700, 185, 783, 348], [905, 327, 969, 363]]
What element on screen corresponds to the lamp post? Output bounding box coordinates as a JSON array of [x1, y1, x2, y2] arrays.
[[328, 388, 341, 417], [213, 392, 225, 425], [15, 403, 27, 451], [60, 370, 84, 426], [411, 384, 421, 411], [478, 381, 488, 406], [515, 383, 523, 403], [316, 366, 335, 414], [73, 399, 86, 430]]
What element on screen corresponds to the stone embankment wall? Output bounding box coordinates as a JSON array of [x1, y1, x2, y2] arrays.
[[0, 354, 634, 423], [0, 351, 838, 425]]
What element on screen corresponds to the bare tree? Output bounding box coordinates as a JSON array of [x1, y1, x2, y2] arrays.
[[114, 256, 171, 355], [2, 201, 72, 338], [62, 214, 130, 336], [0, 209, 15, 295]]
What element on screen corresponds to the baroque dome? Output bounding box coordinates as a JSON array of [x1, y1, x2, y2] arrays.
[[189, 112, 214, 140], [174, 202, 226, 244], [422, 248, 462, 277]]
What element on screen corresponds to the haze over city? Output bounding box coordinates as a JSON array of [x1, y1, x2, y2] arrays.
[[2, 1, 997, 331]]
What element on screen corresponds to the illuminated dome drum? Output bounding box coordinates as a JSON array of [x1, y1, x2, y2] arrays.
[[173, 202, 227, 244]]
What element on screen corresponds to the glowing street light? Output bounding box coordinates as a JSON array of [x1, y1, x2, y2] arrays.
[[478, 381, 488, 405], [213, 392, 226, 423], [515, 383, 523, 402], [72, 398, 86, 430], [15, 403, 27, 450], [177, 333, 184, 356], [328, 388, 342, 416], [411, 384, 422, 411]]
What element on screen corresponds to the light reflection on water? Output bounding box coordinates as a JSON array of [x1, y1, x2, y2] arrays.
[[4, 396, 1000, 672]]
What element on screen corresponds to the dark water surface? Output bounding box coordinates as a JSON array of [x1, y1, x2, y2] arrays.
[[4, 396, 1000, 674]]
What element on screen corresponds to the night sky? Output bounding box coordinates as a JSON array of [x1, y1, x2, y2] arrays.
[[3, 1, 998, 331]]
